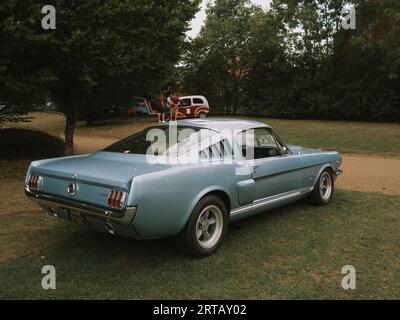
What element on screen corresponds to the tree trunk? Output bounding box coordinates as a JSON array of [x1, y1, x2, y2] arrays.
[[64, 98, 78, 156], [225, 105, 231, 116]]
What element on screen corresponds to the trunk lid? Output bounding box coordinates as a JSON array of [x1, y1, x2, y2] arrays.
[[31, 152, 169, 208]]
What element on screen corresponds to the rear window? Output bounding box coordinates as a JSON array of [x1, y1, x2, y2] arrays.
[[104, 126, 218, 156], [193, 98, 204, 104]]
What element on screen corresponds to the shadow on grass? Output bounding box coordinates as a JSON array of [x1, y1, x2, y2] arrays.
[[0, 128, 65, 160], [38, 196, 310, 262]]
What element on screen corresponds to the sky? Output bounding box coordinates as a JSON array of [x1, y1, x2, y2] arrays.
[[187, 0, 273, 38]]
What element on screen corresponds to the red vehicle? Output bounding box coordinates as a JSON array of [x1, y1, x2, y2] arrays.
[[176, 95, 210, 119]]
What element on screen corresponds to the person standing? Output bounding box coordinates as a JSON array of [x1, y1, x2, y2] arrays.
[[167, 93, 180, 121], [157, 93, 166, 123]]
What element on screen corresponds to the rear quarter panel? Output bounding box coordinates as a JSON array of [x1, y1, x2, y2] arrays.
[[129, 162, 243, 239]]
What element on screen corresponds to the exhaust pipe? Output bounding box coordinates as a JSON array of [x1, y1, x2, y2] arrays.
[[49, 207, 58, 217], [105, 223, 116, 236]]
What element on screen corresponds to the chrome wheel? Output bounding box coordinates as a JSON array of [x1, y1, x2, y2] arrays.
[[319, 171, 333, 201], [196, 205, 223, 249], [199, 113, 207, 119]]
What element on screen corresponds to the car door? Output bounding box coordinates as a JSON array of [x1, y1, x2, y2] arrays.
[[179, 98, 192, 116], [236, 128, 305, 201]]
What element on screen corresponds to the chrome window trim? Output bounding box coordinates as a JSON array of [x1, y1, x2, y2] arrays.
[[234, 127, 292, 161], [177, 130, 223, 157]]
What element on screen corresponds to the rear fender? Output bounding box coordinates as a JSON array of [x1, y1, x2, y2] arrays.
[[182, 185, 232, 229], [194, 106, 210, 117]]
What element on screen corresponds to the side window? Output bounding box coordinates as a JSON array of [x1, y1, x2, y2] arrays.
[[193, 98, 204, 104], [236, 128, 281, 160], [200, 140, 232, 160], [180, 98, 191, 106]]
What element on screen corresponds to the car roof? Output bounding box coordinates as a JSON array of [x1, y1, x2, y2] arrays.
[[172, 118, 270, 132], [179, 95, 207, 100]]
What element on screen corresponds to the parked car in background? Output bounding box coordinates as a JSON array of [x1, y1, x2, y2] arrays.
[[127, 98, 155, 118], [177, 95, 210, 119], [25, 119, 342, 257]]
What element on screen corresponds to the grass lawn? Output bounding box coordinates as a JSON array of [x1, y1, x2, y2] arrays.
[[6, 112, 400, 157], [0, 169, 399, 299]]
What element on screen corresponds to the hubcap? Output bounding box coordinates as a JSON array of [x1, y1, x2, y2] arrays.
[[319, 172, 333, 201], [196, 205, 223, 249]]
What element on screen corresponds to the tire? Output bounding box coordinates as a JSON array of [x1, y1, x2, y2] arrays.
[[309, 169, 334, 205], [198, 112, 207, 119], [178, 195, 228, 258]]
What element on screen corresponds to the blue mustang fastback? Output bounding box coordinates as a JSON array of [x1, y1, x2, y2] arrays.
[[25, 119, 342, 257]]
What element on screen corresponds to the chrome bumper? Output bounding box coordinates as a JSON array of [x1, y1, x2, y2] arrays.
[[335, 169, 343, 176], [25, 191, 136, 225]]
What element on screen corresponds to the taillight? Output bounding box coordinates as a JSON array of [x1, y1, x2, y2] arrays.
[[28, 175, 42, 191], [107, 190, 127, 210]]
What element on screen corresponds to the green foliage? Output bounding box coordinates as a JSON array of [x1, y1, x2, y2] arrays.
[[0, 0, 199, 152], [181, 0, 400, 122], [0, 128, 65, 159], [181, 0, 262, 114], [0, 1, 49, 125], [330, 0, 400, 121]]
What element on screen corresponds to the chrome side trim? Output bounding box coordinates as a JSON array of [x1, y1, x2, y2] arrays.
[[25, 190, 136, 225], [252, 191, 302, 209], [230, 187, 314, 217], [230, 204, 253, 215]]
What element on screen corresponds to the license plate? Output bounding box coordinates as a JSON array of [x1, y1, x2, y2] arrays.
[[69, 210, 88, 225]]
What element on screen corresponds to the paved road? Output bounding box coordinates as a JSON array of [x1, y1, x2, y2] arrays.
[[74, 136, 400, 196]]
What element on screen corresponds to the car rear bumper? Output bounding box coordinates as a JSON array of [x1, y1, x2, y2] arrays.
[[25, 190, 136, 225]]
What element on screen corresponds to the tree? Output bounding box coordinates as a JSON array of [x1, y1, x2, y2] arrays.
[[1, 0, 199, 154], [0, 1, 49, 125], [241, 8, 287, 116], [182, 0, 400, 122], [181, 0, 261, 115], [331, 0, 400, 121], [265, 0, 347, 119]]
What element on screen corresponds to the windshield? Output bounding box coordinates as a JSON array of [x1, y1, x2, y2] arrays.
[[104, 126, 218, 156]]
